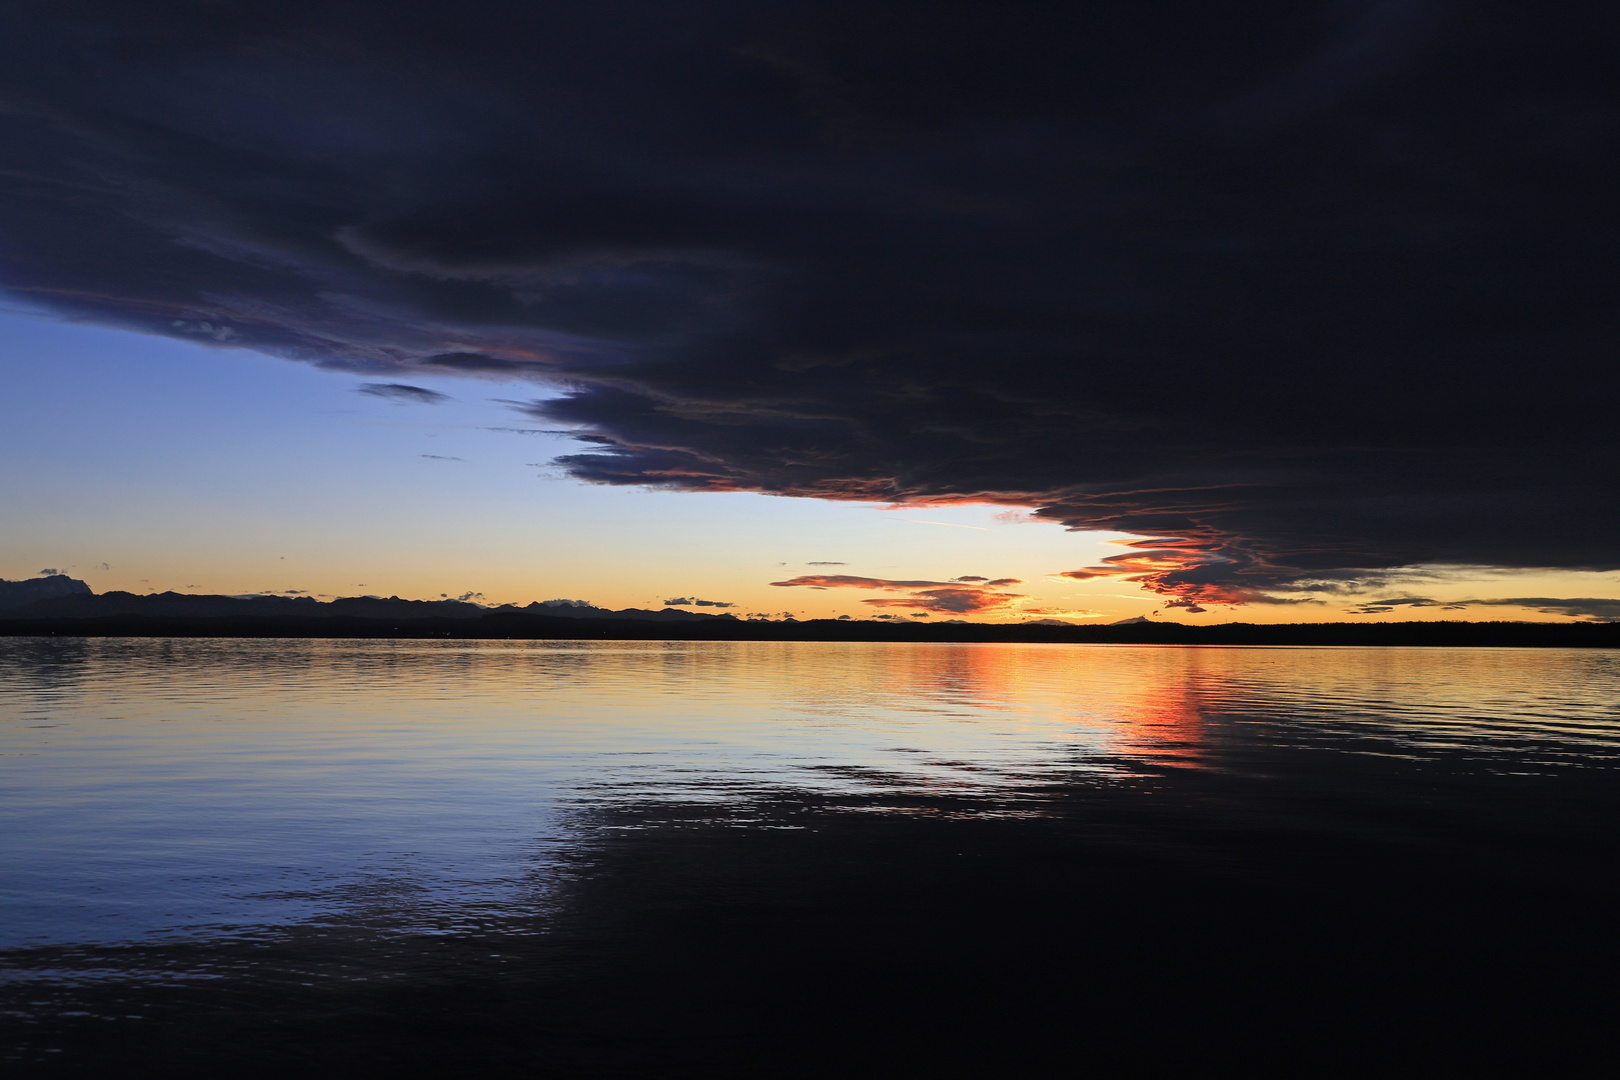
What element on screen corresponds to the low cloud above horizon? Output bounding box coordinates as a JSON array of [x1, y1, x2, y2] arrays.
[[1342, 596, 1620, 622], [2, 2, 1616, 613], [771, 573, 1030, 615]]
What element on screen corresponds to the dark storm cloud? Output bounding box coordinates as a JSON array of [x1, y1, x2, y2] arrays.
[[3, 2, 1618, 605], [663, 597, 735, 608], [418, 353, 538, 373], [360, 383, 449, 404]]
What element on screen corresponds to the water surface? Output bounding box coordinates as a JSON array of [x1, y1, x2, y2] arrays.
[[3, 639, 1617, 1075]]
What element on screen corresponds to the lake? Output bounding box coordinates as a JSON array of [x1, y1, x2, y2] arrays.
[[3, 638, 1618, 1076]]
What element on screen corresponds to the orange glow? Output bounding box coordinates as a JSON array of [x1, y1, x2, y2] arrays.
[[843, 643, 1213, 767]]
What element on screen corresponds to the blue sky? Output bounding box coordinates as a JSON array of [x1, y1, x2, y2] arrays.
[[1, 307, 1151, 620]]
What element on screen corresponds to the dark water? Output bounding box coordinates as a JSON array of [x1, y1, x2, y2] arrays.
[[3, 639, 1618, 1077]]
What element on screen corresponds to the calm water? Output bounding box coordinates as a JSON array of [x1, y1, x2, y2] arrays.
[[3, 638, 1618, 1076]]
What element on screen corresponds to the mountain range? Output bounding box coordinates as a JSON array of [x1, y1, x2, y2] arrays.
[[0, 577, 733, 623]]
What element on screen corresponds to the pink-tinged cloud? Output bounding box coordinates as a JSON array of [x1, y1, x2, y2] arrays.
[[1056, 539, 1289, 610], [862, 587, 1024, 614], [771, 573, 1026, 615], [770, 574, 957, 590]]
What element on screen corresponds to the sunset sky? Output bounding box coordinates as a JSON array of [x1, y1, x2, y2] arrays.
[[3, 2, 1617, 624]]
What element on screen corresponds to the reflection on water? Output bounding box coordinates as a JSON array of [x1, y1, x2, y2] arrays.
[[3, 638, 1619, 1075]]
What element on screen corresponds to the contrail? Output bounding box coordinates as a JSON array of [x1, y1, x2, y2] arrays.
[[906, 520, 988, 531]]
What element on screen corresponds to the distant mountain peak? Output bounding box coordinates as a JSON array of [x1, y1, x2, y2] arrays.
[[0, 574, 93, 611]]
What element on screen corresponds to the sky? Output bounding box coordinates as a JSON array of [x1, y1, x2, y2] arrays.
[[2, 1, 1617, 623]]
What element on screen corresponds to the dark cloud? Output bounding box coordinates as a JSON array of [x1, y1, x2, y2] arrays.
[[360, 383, 450, 404], [663, 597, 735, 608], [806, 561, 846, 566], [420, 353, 535, 373], [421, 454, 466, 461], [3, 3, 1618, 604]]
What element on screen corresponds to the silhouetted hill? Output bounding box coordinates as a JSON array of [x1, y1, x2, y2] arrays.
[[0, 574, 92, 610], [1, 609, 1616, 647], [518, 601, 736, 622], [4, 590, 493, 620], [0, 586, 733, 623], [2, 578, 1614, 645]]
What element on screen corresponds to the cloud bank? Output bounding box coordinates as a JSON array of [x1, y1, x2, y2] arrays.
[[2, 3, 1616, 605]]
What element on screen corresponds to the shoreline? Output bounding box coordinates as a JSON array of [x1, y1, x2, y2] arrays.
[[3, 615, 1617, 648]]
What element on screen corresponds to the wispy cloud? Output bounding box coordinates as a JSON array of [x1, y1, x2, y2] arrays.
[[1346, 596, 1620, 621], [360, 383, 450, 404], [1469, 598, 1620, 622]]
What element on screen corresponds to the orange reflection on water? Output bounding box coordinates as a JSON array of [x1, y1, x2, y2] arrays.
[[1104, 662, 1211, 765], [844, 642, 1216, 767]]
